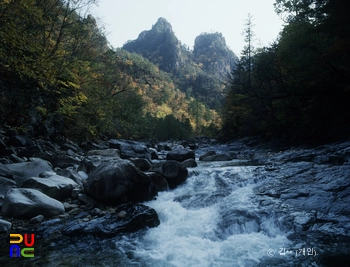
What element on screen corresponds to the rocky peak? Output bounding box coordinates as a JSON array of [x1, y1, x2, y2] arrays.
[[123, 17, 181, 73], [193, 32, 238, 80], [153, 17, 173, 33], [194, 32, 226, 49]]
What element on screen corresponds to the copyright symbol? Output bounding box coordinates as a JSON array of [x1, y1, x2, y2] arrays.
[[267, 249, 275, 257]]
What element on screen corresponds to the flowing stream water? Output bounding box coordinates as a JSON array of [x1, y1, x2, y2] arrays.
[[111, 160, 297, 267]]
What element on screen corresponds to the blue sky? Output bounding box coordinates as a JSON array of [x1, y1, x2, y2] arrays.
[[89, 0, 284, 55]]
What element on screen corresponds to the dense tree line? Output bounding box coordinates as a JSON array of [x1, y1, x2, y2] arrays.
[[0, 0, 220, 141], [222, 0, 350, 143]]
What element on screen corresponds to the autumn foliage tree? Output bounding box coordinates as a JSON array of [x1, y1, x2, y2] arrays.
[[0, 1, 210, 140]]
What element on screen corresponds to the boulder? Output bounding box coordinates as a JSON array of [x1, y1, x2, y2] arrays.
[[6, 135, 26, 147], [84, 159, 154, 203], [146, 172, 169, 192], [166, 148, 195, 162], [86, 149, 120, 157], [0, 165, 14, 180], [157, 143, 172, 151], [77, 156, 118, 174], [62, 203, 160, 237], [50, 153, 81, 168], [5, 159, 53, 177], [10, 154, 26, 163], [56, 168, 84, 186], [2, 188, 65, 218], [129, 158, 152, 171], [16, 145, 43, 158], [150, 160, 188, 189], [21, 175, 78, 201], [39, 171, 58, 178], [60, 143, 79, 153], [62, 203, 160, 238], [30, 214, 45, 224], [78, 193, 99, 206], [201, 154, 233, 161], [181, 158, 198, 168], [0, 219, 12, 232], [199, 150, 216, 161], [149, 148, 159, 160], [109, 139, 151, 161]]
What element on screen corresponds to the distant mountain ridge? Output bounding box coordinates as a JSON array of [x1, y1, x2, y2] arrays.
[[123, 17, 238, 109]]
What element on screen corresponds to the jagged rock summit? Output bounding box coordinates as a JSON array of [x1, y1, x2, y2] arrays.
[[123, 17, 182, 73], [193, 32, 237, 80]]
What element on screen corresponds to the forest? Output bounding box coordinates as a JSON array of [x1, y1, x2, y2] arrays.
[[222, 0, 350, 143], [0, 0, 349, 143], [0, 0, 220, 141]]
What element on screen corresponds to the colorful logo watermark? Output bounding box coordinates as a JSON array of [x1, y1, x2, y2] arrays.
[[9, 234, 35, 258]]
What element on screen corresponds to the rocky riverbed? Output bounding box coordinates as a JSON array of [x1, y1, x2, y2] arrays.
[[0, 131, 350, 266]]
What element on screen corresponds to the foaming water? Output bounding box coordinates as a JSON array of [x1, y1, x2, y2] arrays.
[[129, 162, 291, 267]]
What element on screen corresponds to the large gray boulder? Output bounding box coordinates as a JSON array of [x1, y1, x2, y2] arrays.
[[84, 159, 154, 203], [21, 175, 78, 201], [5, 160, 53, 177], [2, 188, 65, 218], [166, 148, 195, 162]]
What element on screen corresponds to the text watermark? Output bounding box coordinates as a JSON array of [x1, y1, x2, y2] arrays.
[[267, 247, 318, 257]]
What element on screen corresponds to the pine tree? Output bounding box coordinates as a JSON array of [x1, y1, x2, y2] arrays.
[[240, 13, 255, 90]]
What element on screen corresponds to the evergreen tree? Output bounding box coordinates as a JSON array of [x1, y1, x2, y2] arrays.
[[240, 13, 255, 89]]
